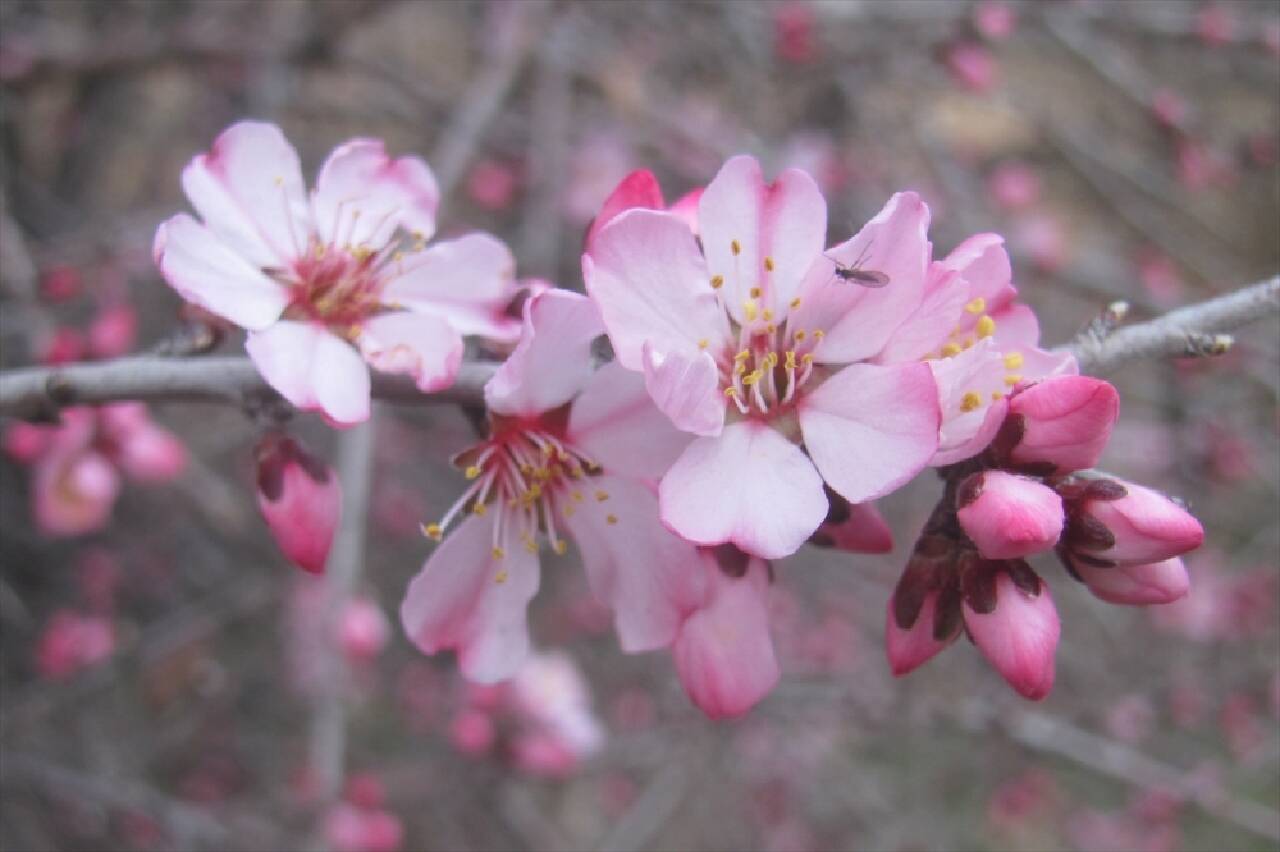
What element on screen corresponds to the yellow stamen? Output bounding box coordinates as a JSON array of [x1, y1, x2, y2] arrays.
[[965, 297, 987, 314], [710, 275, 724, 290], [940, 343, 962, 358], [785, 350, 797, 369], [764, 256, 775, 272], [741, 370, 763, 386], [734, 361, 747, 375], [762, 309, 774, 322], [749, 286, 762, 299], [731, 239, 741, 256], [991, 391, 1004, 401], [553, 540, 568, 555], [495, 568, 509, 582], [976, 315, 996, 339], [492, 547, 505, 560], [1004, 373, 1024, 386], [698, 338, 709, 350], [812, 329, 825, 340], [422, 522, 443, 540], [744, 301, 758, 322], [1003, 352, 1024, 369], [794, 330, 807, 342], [595, 490, 609, 502], [724, 387, 739, 397], [735, 349, 751, 362], [801, 353, 814, 364], [606, 514, 618, 525], [464, 465, 482, 480], [790, 297, 801, 309], [471, 502, 487, 516], [960, 391, 982, 413]]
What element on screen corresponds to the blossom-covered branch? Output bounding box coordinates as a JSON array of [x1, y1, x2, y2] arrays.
[[0, 356, 498, 420], [1065, 276, 1280, 375]]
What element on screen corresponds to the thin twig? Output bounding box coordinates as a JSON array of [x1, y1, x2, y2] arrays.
[[1065, 276, 1280, 375]]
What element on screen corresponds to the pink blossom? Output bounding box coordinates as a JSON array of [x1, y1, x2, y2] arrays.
[[584, 168, 701, 252], [672, 548, 780, 719], [956, 471, 1063, 559], [40, 264, 82, 302], [884, 590, 952, 677], [401, 290, 702, 682], [324, 802, 404, 852], [964, 572, 1059, 700], [449, 709, 496, 755], [98, 403, 188, 482], [1195, 3, 1236, 48], [944, 42, 998, 93], [1136, 250, 1185, 307], [1151, 89, 1191, 132], [1071, 557, 1191, 606], [585, 157, 940, 558], [1004, 375, 1119, 474], [154, 121, 519, 426], [987, 161, 1041, 211], [773, 2, 817, 64], [1062, 477, 1203, 566], [254, 432, 341, 573], [87, 303, 138, 358], [973, 2, 1017, 41], [35, 609, 116, 679], [1011, 213, 1067, 273], [339, 597, 391, 661], [39, 326, 86, 365], [509, 650, 605, 759], [465, 158, 521, 211]]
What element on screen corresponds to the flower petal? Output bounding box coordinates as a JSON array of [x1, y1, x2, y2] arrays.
[[791, 192, 932, 363], [153, 214, 290, 331], [940, 233, 1015, 310], [485, 290, 603, 417], [673, 556, 779, 719], [381, 233, 517, 338], [874, 262, 968, 364], [799, 361, 939, 504], [567, 361, 693, 480], [245, 321, 371, 426], [559, 475, 706, 652], [357, 311, 462, 393], [659, 421, 827, 559], [312, 138, 439, 248], [641, 342, 725, 437], [583, 208, 724, 370], [1072, 556, 1190, 606], [400, 513, 539, 683], [584, 169, 665, 251], [964, 573, 1059, 701], [180, 121, 309, 268], [884, 592, 953, 676], [698, 155, 827, 321]]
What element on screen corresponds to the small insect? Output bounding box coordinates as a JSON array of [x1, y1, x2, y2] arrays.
[[826, 242, 890, 288]]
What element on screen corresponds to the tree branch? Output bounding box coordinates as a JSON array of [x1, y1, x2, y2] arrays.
[[1064, 277, 1280, 375]]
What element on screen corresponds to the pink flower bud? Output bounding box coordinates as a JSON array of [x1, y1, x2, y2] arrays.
[[450, 709, 496, 755], [511, 732, 579, 777], [973, 1, 1017, 41], [1151, 88, 1190, 131], [884, 592, 952, 676], [4, 421, 51, 463], [339, 598, 391, 662], [987, 161, 1041, 211], [1071, 556, 1190, 606], [40, 265, 81, 302], [1071, 480, 1204, 565], [957, 471, 1063, 559], [39, 327, 85, 365], [945, 41, 998, 93], [964, 572, 1059, 701], [254, 434, 341, 574], [344, 773, 386, 809], [100, 404, 187, 482], [87, 304, 138, 358], [1005, 376, 1119, 474]]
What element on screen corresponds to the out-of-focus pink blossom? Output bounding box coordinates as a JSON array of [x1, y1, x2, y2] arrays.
[[39, 326, 86, 365], [773, 2, 817, 64], [987, 161, 1041, 211], [811, 496, 893, 554], [40, 264, 82, 302], [344, 773, 386, 810], [4, 420, 50, 463], [35, 609, 116, 679], [76, 547, 121, 614], [324, 801, 404, 852], [98, 403, 188, 482], [1105, 693, 1156, 743], [1151, 88, 1191, 132], [957, 470, 1063, 559], [449, 709, 496, 755], [254, 432, 341, 573], [87, 303, 138, 358], [154, 121, 520, 425], [1263, 20, 1280, 58], [465, 158, 521, 212], [1195, 3, 1236, 48], [1010, 213, 1066, 273], [585, 158, 940, 559], [339, 597, 391, 662], [1220, 692, 1265, 760], [987, 769, 1059, 834], [973, 2, 1017, 41], [944, 41, 998, 93], [1136, 250, 1185, 307], [564, 131, 635, 225], [1005, 375, 1119, 474], [1175, 138, 1236, 191]]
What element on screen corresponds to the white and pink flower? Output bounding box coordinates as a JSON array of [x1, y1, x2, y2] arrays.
[[154, 121, 520, 426], [584, 156, 942, 559], [400, 289, 704, 682]]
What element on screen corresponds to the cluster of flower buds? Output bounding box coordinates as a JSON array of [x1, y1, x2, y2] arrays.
[[887, 375, 1204, 699]]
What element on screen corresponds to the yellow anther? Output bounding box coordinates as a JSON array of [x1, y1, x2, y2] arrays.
[[273, 176, 284, 187], [941, 343, 962, 357], [495, 568, 509, 582], [731, 239, 741, 256], [741, 370, 763, 386], [471, 502, 487, 517], [794, 330, 807, 341], [765, 323, 776, 334], [563, 505, 576, 518], [762, 309, 774, 322], [595, 490, 609, 502], [965, 297, 987, 314], [801, 353, 815, 364], [991, 391, 1004, 401], [392, 250, 404, 262], [960, 391, 983, 413], [813, 329, 825, 340], [735, 349, 751, 362], [552, 540, 568, 555], [523, 539, 538, 554], [526, 483, 542, 499], [1004, 373, 1024, 386], [785, 350, 797, 369], [724, 386, 739, 397], [744, 301, 758, 322], [750, 286, 762, 299], [464, 465, 482, 480], [422, 522, 443, 541], [710, 275, 724, 289], [790, 297, 802, 309], [1003, 352, 1024, 369], [976, 315, 996, 339], [698, 338, 709, 350], [734, 361, 747, 375], [519, 463, 533, 475], [764, 351, 779, 368], [764, 256, 775, 272], [572, 490, 585, 503], [541, 444, 555, 457], [314, 244, 327, 258], [606, 514, 618, 525], [492, 547, 506, 560]]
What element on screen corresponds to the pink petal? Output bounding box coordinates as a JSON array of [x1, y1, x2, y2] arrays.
[[673, 557, 779, 719], [311, 138, 439, 248], [380, 233, 517, 339], [399, 514, 539, 683], [668, 187, 703, 235], [698, 155, 827, 321], [790, 192, 932, 363], [1008, 376, 1119, 474], [559, 475, 706, 652], [582, 208, 725, 370], [940, 233, 1015, 310], [1073, 557, 1191, 606], [659, 421, 827, 559], [255, 442, 341, 574], [245, 321, 371, 426], [641, 342, 725, 437], [180, 121, 309, 268], [956, 471, 1063, 560], [584, 169, 665, 251], [989, 302, 1041, 349], [357, 311, 462, 393], [874, 263, 968, 364], [815, 499, 894, 554], [34, 448, 121, 537], [799, 361, 939, 504], [567, 361, 694, 480], [964, 573, 1060, 701], [485, 290, 603, 417], [1082, 481, 1204, 565], [884, 592, 952, 676], [153, 214, 290, 331]]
